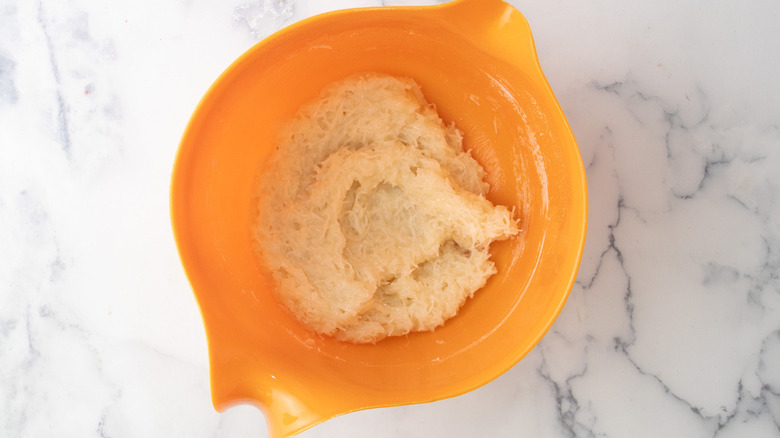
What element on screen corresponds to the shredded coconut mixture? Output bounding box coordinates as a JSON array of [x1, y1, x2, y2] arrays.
[[254, 73, 519, 343]]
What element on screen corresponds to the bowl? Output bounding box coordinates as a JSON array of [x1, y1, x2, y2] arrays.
[[170, 0, 587, 436]]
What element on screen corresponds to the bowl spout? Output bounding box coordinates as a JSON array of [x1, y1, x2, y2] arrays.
[[206, 330, 343, 437], [431, 0, 540, 71]]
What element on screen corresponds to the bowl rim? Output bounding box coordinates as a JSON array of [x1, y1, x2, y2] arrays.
[[170, 0, 588, 433]]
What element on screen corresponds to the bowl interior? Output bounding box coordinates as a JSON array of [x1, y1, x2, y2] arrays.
[[171, 1, 586, 435]]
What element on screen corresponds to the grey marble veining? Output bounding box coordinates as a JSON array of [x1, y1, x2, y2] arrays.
[[1, 0, 778, 437]]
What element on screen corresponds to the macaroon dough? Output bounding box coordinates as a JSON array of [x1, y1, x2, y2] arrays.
[[254, 73, 519, 343]]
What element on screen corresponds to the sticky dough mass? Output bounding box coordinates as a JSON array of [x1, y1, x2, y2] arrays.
[[254, 73, 518, 343]]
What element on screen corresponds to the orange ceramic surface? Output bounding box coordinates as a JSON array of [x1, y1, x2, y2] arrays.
[[170, 0, 587, 436]]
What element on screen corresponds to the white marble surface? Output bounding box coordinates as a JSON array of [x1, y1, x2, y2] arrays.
[[1, 0, 779, 436]]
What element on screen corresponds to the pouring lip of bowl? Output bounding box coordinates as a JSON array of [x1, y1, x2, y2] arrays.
[[170, 0, 588, 435]]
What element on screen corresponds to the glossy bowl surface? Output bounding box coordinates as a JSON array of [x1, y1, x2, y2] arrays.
[[171, 0, 587, 436]]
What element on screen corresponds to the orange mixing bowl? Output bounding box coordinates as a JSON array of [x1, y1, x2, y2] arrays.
[[170, 0, 587, 436]]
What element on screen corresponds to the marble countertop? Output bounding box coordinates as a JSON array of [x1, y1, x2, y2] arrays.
[[2, 0, 779, 436]]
